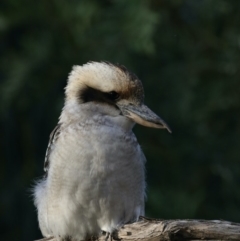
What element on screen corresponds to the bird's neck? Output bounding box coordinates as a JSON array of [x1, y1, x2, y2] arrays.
[[59, 100, 135, 131]]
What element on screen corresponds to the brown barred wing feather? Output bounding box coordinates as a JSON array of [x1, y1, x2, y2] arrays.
[[44, 124, 61, 176]]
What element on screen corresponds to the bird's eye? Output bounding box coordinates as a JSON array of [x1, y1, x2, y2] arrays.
[[107, 91, 120, 101]]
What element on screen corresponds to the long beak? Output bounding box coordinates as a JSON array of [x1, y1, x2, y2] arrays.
[[118, 104, 171, 133]]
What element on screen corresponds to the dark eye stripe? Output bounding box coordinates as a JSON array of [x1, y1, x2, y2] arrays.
[[80, 86, 120, 105]]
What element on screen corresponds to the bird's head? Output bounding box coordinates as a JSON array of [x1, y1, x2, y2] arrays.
[[64, 61, 171, 132]]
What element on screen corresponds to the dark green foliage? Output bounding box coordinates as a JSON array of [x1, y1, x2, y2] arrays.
[[1, 0, 240, 240]]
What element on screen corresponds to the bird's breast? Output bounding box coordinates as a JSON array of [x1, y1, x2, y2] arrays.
[[48, 119, 145, 193]]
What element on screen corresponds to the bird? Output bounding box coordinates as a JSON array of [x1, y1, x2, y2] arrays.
[[33, 61, 171, 241]]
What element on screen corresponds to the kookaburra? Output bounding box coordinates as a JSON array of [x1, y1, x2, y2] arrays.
[[34, 61, 171, 240]]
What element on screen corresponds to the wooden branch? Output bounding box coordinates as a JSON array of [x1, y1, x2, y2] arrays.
[[35, 218, 240, 241]]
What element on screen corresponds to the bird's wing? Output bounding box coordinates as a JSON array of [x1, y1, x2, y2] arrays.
[[44, 124, 62, 175]]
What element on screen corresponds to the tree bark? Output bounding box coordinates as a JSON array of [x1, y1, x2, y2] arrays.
[[35, 218, 240, 241]]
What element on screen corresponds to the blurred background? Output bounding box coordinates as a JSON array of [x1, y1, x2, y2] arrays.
[[1, 0, 240, 240]]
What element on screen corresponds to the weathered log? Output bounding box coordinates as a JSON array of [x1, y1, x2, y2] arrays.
[[35, 218, 240, 241]]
